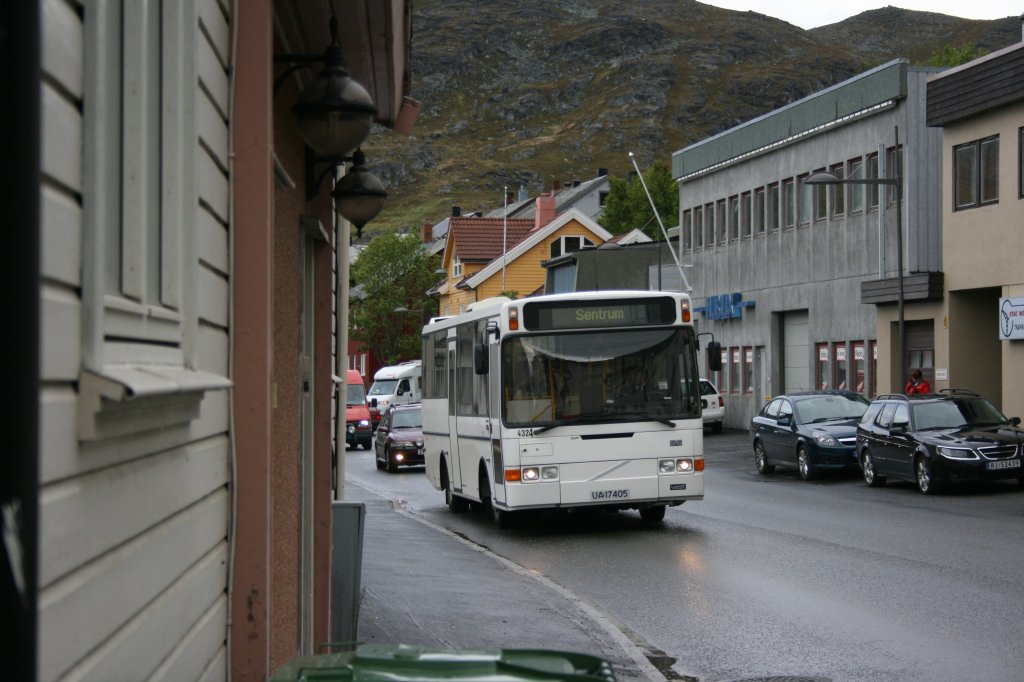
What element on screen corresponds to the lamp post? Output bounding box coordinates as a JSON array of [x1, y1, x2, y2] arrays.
[[805, 126, 904, 391]]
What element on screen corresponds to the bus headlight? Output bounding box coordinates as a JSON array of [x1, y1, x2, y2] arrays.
[[520, 466, 558, 482], [660, 458, 703, 474]]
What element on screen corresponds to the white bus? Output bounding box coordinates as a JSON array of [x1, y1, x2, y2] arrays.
[[421, 290, 706, 527]]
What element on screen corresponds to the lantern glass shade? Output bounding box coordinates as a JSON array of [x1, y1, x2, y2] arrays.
[[292, 65, 376, 157], [334, 164, 388, 228]]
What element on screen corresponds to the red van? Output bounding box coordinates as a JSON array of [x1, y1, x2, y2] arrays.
[[344, 369, 372, 450]]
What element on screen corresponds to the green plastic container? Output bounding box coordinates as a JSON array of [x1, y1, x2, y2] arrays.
[[269, 644, 618, 681]]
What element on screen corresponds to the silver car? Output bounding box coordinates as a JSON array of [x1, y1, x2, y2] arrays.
[[700, 379, 725, 434]]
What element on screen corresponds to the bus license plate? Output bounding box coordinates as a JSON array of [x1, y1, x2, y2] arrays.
[[590, 489, 629, 501], [987, 460, 1021, 471]]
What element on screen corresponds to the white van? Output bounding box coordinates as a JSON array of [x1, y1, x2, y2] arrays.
[[367, 360, 422, 428]]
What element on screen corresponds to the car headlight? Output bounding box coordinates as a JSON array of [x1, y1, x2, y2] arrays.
[[394, 440, 415, 449], [347, 424, 355, 434], [812, 431, 839, 447], [937, 446, 978, 460], [415, 439, 424, 448], [358, 419, 370, 427]]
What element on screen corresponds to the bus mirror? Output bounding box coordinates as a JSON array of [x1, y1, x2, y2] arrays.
[[474, 343, 488, 375], [707, 341, 722, 372]]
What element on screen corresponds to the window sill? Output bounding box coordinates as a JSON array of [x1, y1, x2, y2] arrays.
[[78, 365, 232, 441]]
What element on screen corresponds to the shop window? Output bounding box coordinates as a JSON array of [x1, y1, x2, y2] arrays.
[[743, 347, 754, 394], [853, 342, 866, 395], [833, 344, 848, 391], [816, 343, 830, 390], [730, 348, 740, 394]]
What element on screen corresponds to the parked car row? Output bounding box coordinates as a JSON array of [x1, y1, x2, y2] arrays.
[[750, 388, 1024, 494]]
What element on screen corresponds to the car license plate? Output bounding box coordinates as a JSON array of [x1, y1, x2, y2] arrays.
[[986, 459, 1021, 471]]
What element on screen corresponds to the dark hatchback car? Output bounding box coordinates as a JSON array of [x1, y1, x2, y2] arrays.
[[856, 390, 1024, 494], [374, 403, 424, 473], [751, 391, 870, 480]]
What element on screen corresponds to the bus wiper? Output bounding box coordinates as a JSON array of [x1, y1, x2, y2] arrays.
[[614, 412, 676, 427]]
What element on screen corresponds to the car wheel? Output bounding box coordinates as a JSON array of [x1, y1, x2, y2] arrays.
[[385, 447, 398, 473], [639, 505, 666, 525], [710, 422, 723, 434], [861, 450, 885, 487], [915, 456, 936, 495], [797, 445, 815, 481], [374, 447, 385, 471], [754, 441, 775, 475]]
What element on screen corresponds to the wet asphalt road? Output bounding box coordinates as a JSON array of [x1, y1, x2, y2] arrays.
[[345, 429, 1024, 682]]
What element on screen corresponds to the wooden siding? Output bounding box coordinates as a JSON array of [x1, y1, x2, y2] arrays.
[[38, 1, 231, 681], [927, 45, 1024, 127]]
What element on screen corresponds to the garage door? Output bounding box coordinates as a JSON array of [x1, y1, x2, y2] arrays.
[[783, 311, 809, 392]]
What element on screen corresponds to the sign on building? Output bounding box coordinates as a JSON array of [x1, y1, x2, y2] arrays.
[[999, 297, 1024, 340]]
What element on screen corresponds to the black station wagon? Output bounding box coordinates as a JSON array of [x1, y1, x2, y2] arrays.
[[856, 390, 1024, 494]]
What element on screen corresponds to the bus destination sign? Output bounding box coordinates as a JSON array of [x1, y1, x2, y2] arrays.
[[523, 297, 676, 330]]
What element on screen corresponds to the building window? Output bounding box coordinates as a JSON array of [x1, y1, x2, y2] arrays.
[[716, 199, 727, 244], [798, 174, 811, 225], [768, 183, 780, 230], [816, 343, 830, 390], [830, 162, 845, 218], [867, 153, 880, 210], [550, 235, 594, 258], [729, 195, 739, 240], [705, 202, 716, 247], [954, 136, 999, 210], [869, 340, 878, 398], [743, 347, 753, 394], [1019, 127, 1023, 199], [887, 145, 904, 206], [853, 342, 866, 395], [452, 252, 463, 277], [741, 192, 752, 238], [783, 178, 796, 228], [813, 168, 827, 221], [833, 343, 848, 390], [694, 205, 704, 248], [848, 157, 864, 213], [754, 187, 765, 234], [682, 209, 692, 251], [730, 348, 740, 394]]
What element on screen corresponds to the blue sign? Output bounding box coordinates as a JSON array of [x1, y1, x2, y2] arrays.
[[695, 293, 755, 320]]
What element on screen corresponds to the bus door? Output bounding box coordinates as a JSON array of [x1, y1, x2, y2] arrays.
[[488, 335, 504, 504], [447, 342, 463, 492]]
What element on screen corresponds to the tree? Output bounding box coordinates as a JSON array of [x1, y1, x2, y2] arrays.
[[598, 162, 679, 239], [927, 44, 986, 68], [350, 233, 439, 365]]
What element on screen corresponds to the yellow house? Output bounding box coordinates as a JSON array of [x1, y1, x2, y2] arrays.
[[434, 198, 613, 315]]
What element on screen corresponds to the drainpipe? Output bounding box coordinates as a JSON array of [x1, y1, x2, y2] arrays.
[[1, 1, 41, 678]]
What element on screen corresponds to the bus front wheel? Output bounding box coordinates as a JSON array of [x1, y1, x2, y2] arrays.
[[442, 459, 468, 513]]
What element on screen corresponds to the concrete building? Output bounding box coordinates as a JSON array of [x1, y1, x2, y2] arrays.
[[672, 60, 945, 429], [926, 38, 1024, 418]]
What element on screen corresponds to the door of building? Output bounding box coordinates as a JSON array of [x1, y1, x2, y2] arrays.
[[782, 311, 810, 392], [905, 320, 935, 388]]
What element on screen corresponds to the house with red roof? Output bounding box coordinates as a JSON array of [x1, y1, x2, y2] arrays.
[[433, 194, 614, 315]]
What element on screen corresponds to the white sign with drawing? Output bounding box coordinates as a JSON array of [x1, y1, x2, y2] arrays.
[[999, 297, 1024, 340]]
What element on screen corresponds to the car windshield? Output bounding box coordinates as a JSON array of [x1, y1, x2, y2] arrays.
[[391, 409, 421, 429], [794, 395, 869, 423], [346, 383, 366, 406], [368, 379, 398, 397], [913, 397, 1010, 430]]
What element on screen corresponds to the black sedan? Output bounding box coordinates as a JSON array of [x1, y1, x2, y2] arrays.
[[374, 403, 424, 473], [751, 391, 870, 481], [856, 390, 1024, 494]]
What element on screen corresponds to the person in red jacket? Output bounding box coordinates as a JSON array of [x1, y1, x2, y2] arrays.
[[905, 369, 931, 395]]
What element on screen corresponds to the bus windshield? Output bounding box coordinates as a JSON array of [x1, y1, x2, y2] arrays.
[[501, 327, 700, 427]]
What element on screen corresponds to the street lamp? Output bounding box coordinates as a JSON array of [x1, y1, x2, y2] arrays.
[[805, 127, 905, 391]]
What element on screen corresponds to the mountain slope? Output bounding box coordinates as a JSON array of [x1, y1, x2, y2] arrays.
[[364, 0, 1019, 235]]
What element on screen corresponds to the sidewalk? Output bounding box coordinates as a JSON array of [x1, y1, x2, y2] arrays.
[[347, 481, 666, 682]]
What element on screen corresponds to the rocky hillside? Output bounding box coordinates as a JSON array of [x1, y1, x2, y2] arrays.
[[364, 0, 1020, 235]]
